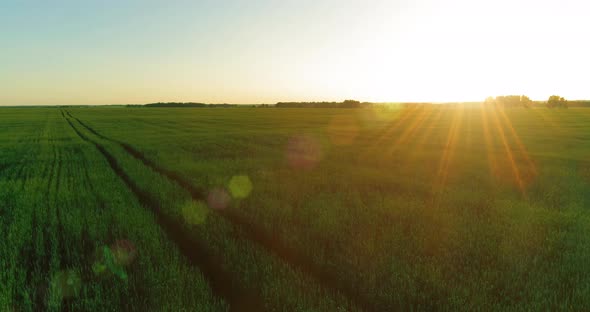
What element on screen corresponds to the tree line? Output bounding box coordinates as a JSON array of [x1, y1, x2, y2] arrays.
[[143, 102, 241, 108], [128, 97, 588, 109], [275, 100, 369, 108], [484, 95, 570, 108]]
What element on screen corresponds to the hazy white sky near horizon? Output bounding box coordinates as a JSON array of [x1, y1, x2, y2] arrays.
[[1, 0, 588, 105]]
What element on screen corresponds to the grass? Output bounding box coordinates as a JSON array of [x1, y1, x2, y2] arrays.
[[2, 105, 590, 310], [0, 109, 224, 311]]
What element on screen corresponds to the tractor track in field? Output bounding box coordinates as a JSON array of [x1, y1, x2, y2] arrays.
[[41, 129, 63, 310], [27, 122, 59, 311], [79, 164, 100, 244], [66, 111, 375, 312], [23, 207, 38, 305], [77, 149, 122, 308], [14, 163, 26, 190], [53, 146, 69, 270], [63, 113, 263, 312]]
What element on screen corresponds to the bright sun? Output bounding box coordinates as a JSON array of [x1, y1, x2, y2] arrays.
[[297, 0, 589, 103]]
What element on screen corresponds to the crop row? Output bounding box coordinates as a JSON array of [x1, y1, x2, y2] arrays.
[[1, 110, 225, 311], [64, 111, 359, 311], [68, 106, 590, 310]]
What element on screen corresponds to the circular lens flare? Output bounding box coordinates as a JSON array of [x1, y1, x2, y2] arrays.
[[50, 270, 82, 300], [207, 188, 231, 210], [228, 175, 253, 199], [285, 134, 323, 170], [182, 200, 208, 225], [111, 240, 137, 267]]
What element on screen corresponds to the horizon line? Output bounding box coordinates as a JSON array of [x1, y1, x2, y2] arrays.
[[3, 99, 590, 107]]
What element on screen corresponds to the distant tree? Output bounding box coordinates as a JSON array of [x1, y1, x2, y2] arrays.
[[520, 95, 533, 108], [495, 96, 518, 108], [547, 95, 568, 108], [566, 101, 590, 108], [342, 100, 361, 108], [484, 96, 496, 106], [276, 100, 366, 108], [485, 95, 532, 108]]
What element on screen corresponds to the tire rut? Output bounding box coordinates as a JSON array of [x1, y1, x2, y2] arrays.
[[63, 113, 260, 312], [66, 111, 373, 312], [28, 119, 58, 311]]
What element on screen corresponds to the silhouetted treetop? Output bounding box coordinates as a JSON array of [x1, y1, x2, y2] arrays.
[[275, 100, 369, 108], [484, 95, 534, 108], [547, 95, 568, 108]]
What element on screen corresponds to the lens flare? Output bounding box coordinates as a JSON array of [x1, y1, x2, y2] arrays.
[[385, 105, 434, 156], [434, 105, 464, 193], [111, 240, 137, 266], [103, 246, 128, 280], [359, 104, 402, 129], [228, 175, 253, 199], [50, 270, 82, 300], [361, 105, 420, 160], [92, 247, 109, 277], [92, 261, 107, 276], [406, 106, 444, 158], [182, 200, 209, 225], [207, 187, 231, 210], [92, 245, 129, 280], [488, 107, 527, 195], [481, 106, 498, 178], [285, 134, 323, 170]]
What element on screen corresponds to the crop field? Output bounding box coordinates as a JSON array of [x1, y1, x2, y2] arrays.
[[1, 106, 590, 311]]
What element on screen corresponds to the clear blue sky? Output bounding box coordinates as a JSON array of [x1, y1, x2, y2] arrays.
[[1, 0, 588, 105]]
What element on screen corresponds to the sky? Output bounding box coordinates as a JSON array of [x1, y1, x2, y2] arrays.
[[1, 0, 588, 105]]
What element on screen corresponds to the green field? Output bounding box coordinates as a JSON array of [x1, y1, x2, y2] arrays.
[[2, 106, 590, 311]]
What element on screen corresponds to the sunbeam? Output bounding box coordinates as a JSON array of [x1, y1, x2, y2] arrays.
[[385, 105, 435, 156], [403, 106, 446, 168], [497, 108, 538, 176], [480, 106, 498, 179], [434, 105, 464, 193], [413, 106, 445, 152], [488, 107, 527, 196], [362, 104, 420, 159]]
